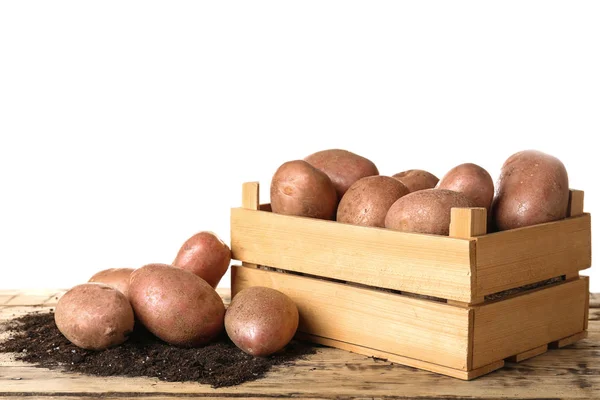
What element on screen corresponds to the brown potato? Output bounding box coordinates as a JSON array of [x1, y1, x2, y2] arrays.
[[492, 150, 569, 231], [437, 163, 494, 211], [337, 176, 410, 227], [225, 287, 299, 356], [304, 149, 379, 198], [270, 160, 337, 220], [173, 231, 231, 288], [88, 268, 135, 298], [128, 263, 225, 347], [385, 189, 473, 235], [55, 283, 134, 350], [391, 170, 439, 192]]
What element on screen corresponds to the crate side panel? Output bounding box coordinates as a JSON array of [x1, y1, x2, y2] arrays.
[[475, 214, 591, 296], [231, 265, 471, 370], [472, 278, 588, 369], [231, 208, 473, 302]]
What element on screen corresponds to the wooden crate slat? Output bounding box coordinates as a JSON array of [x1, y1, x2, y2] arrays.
[[550, 331, 589, 349], [232, 265, 471, 370], [568, 189, 585, 217], [584, 276, 590, 331], [475, 214, 591, 297], [472, 278, 588, 369], [296, 332, 504, 380], [506, 344, 548, 363], [231, 207, 474, 302]]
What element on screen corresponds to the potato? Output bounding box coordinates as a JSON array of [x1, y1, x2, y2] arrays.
[[492, 150, 569, 231], [55, 283, 134, 350], [128, 263, 225, 347], [304, 149, 379, 198], [173, 231, 231, 288], [225, 287, 299, 356], [88, 268, 135, 298], [437, 163, 494, 210], [270, 160, 337, 220], [337, 176, 410, 227], [385, 189, 473, 235], [391, 170, 439, 192]]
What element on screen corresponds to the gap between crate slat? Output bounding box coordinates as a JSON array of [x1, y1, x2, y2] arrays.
[[250, 265, 574, 309]]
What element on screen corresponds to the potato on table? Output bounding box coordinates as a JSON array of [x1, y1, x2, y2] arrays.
[[173, 231, 231, 288], [88, 268, 135, 298], [225, 286, 299, 356], [128, 263, 225, 347], [55, 283, 134, 350]]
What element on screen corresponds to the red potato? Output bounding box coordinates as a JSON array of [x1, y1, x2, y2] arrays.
[[492, 150, 569, 230], [173, 231, 231, 288], [55, 283, 134, 350], [304, 149, 379, 198], [128, 263, 225, 347], [225, 286, 299, 356], [337, 176, 410, 227], [391, 170, 439, 193], [385, 189, 473, 235], [437, 163, 494, 211], [88, 268, 135, 298], [270, 160, 338, 220]]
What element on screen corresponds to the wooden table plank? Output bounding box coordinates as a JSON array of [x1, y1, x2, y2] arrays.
[[590, 292, 599, 308], [0, 290, 597, 399]]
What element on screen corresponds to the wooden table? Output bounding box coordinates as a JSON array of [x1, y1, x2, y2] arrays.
[[1, 289, 598, 399]]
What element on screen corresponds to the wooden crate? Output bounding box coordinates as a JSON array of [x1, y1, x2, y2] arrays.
[[230, 182, 591, 380]]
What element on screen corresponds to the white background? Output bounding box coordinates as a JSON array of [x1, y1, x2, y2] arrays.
[[1, 1, 598, 291]]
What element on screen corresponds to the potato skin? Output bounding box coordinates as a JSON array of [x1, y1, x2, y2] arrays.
[[173, 231, 231, 288], [492, 150, 569, 231], [337, 176, 410, 227], [225, 287, 299, 356], [437, 163, 494, 211], [304, 149, 379, 198], [385, 189, 473, 235], [392, 170, 439, 192], [88, 268, 135, 298], [128, 263, 225, 347], [270, 160, 337, 220], [55, 283, 134, 350]]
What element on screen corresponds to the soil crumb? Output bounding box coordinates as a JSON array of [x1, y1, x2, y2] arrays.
[[0, 312, 316, 388]]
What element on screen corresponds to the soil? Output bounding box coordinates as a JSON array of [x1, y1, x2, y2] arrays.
[[0, 311, 316, 388]]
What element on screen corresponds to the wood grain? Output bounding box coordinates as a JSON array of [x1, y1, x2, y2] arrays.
[[297, 332, 503, 380], [568, 189, 585, 217], [551, 331, 589, 349], [232, 265, 471, 370], [231, 207, 475, 302], [242, 181, 259, 210], [0, 289, 597, 399], [472, 278, 588, 368], [474, 214, 591, 297], [506, 344, 548, 363], [449, 207, 488, 239]]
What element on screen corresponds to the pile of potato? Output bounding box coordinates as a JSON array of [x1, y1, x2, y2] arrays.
[[55, 232, 299, 356], [54, 148, 570, 357], [271, 149, 570, 234]]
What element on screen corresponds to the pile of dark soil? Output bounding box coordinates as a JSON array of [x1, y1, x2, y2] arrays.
[[0, 312, 316, 388]]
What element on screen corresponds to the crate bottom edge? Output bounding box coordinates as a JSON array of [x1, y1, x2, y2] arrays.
[[296, 330, 589, 381]]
